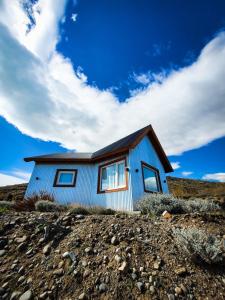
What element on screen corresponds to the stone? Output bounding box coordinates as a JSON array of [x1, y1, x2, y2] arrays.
[[19, 290, 32, 300], [136, 227, 143, 234], [180, 284, 187, 294], [18, 276, 25, 283], [10, 291, 22, 300], [114, 255, 121, 263], [26, 249, 33, 256], [99, 283, 107, 292], [27, 277, 32, 284], [149, 286, 155, 294], [131, 273, 137, 280], [43, 244, 51, 255], [53, 268, 64, 276], [0, 250, 6, 257], [17, 243, 27, 252], [58, 261, 64, 268], [175, 286, 182, 295], [175, 267, 187, 275], [15, 236, 27, 243], [39, 292, 48, 299], [162, 210, 172, 219], [136, 282, 144, 292], [83, 269, 91, 278], [111, 236, 119, 245], [62, 251, 70, 258], [84, 247, 92, 254], [78, 293, 86, 300], [2, 282, 9, 289], [118, 261, 128, 272], [81, 260, 88, 267], [18, 266, 25, 274], [76, 214, 84, 219], [167, 294, 175, 300], [153, 262, 160, 270]]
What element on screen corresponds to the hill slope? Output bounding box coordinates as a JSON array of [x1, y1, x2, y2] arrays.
[[0, 177, 225, 202], [167, 176, 225, 202]]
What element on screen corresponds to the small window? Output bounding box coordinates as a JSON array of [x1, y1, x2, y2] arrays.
[[53, 169, 77, 187], [141, 162, 162, 193], [98, 158, 127, 193]]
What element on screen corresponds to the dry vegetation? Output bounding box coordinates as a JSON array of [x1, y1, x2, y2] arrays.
[[0, 177, 224, 299]]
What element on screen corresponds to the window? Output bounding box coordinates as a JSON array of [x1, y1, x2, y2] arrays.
[[53, 169, 77, 187], [98, 158, 127, 193], [141, 162, 162, 193]]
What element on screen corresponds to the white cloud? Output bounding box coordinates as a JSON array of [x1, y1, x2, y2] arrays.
[[71, 13, 77, 22], [171, 162, 180, 170], [133, 73, 151, 85], [0, 173, 26, 186], [11, 170, 31, 181], [202, 173, 225, 182], [0, 0, 67, 61], [0, 0, 225, 157], [182, 171, 193, 176]]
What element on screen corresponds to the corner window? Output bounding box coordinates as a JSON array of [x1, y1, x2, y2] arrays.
[[98, 158, 127, 193], [53, 169, 77, 187], [141, 162, 162, 193]]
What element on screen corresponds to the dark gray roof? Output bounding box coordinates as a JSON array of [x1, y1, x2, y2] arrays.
[[92, 126, 149, 159], [24, 125, 173, 173], [27, 152, 93, 160]]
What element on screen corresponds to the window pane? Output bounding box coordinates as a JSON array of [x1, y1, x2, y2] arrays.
[[58, 172, 74, 184], [143, 167, 159, 192], [103, 164, 116, 190], [101, 161, 125, 191], [101, 167, 108, 190], [118, 162, 125, 186]]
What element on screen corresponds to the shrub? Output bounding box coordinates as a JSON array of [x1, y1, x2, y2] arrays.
[[136, 193, 184, 215], [88, 206, 116, 215], [183, 198, 220, 213], [0, 201, 14, 211], [14, 191, 55, 212], [69, 206, 90, 215], [35, 200, 62, 212], [173, 228, 224, 264], [136, 194, 221, 215]]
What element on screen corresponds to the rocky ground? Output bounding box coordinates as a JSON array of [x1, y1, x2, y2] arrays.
[[0, 211, 225, 300]]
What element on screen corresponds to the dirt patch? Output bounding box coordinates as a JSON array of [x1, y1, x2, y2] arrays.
[[0, 212, 224, 299]]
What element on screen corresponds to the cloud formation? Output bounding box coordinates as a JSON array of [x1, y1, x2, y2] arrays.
[[182, 171, 193, 176], [171, 162, 180, 170], [202, 173, 225, 182], [0, 173, 26, 186], [0, 0, 225, 157]]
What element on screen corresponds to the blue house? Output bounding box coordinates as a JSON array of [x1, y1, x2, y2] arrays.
[[24, 125, 173, 211]]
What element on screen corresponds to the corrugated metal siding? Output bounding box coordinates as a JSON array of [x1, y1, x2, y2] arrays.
[[129, 136, 169, 205], [25, 155, 133, 211]]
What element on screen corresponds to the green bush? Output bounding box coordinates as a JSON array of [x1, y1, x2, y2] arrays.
[[35, 200, 62, 212], [0, 201, 15, 211], [173, 228, 224, 264]]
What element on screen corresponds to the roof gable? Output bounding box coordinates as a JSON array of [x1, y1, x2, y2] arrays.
[[24, 125, 173, 173]]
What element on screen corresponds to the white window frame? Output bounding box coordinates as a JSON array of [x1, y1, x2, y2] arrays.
[[98, 158, 127, 193]]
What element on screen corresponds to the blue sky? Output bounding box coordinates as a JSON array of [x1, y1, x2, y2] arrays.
[[0, 0, 225, 185]]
